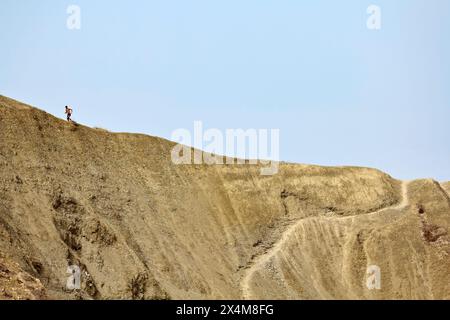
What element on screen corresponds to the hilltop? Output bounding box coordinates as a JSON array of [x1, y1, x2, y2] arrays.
[[0, 95, 449, 299]]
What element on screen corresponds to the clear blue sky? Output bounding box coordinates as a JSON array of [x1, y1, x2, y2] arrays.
[[1, 0, 449, 180]]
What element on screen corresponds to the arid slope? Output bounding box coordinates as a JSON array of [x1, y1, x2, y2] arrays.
[[0, 95, 449, 299]]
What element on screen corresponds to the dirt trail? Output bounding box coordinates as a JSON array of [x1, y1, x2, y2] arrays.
[[335, 180, 411, 221], [241, 181, 411, 299], [2, 96, 449, 300]]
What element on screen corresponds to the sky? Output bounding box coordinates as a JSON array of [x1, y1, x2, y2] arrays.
[[0, 0, 449, 181]]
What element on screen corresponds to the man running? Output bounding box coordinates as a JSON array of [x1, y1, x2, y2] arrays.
[[65, 106, 73, 122]]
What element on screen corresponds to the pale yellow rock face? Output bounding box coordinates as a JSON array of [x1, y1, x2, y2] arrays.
[[442, 182, 450, 196], [0, 95, 449, 300]]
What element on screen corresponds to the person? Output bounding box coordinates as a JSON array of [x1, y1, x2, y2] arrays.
[[65, 106, 73, 122]]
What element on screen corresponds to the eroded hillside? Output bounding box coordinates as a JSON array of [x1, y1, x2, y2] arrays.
[[0, 95, 449, 299]]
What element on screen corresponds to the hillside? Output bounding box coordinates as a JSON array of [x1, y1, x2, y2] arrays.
[[0, 95, 449, 300]]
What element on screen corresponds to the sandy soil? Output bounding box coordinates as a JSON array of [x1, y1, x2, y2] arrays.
[[0, 95, 449, 300]]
